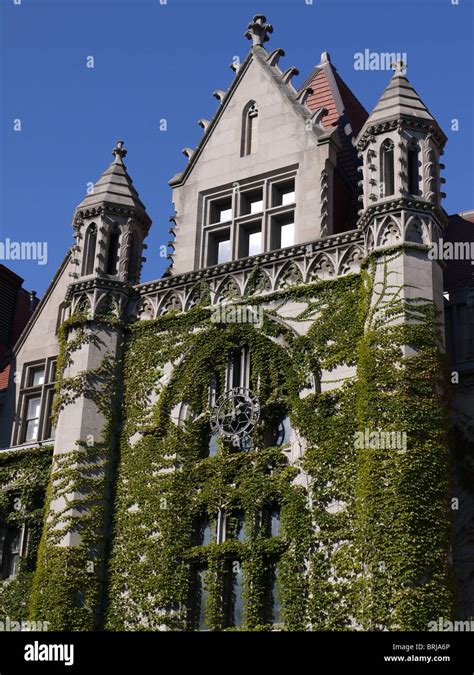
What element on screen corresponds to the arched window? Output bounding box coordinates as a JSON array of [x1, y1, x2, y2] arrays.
[[106, 225, 120, 275], [82, 223, 97, 276], [241, 101, 258, 157], [128, 232, 140, 283], [407, 141, 420, 196], [380, 139, 395, 197]]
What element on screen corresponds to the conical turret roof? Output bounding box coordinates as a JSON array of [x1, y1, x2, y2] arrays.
[[76, 141, 149, 221], [356, 67, 446, 146]]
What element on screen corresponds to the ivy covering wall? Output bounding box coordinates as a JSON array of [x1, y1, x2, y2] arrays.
[[20, 248, 453, 631], [0, 445, 53, 621]]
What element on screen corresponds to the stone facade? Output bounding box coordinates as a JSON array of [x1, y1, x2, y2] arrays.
[[0, 15, 472, 630]]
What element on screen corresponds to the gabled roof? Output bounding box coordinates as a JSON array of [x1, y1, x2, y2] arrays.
[[76, 142, 150, 222], [169, 44, 337, 188], [299, 53, 369, 231], [299, 52, 368, 137]]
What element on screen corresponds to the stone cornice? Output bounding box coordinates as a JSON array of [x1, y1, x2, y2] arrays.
[[356, 116, 447, 151], [75, 203, 152, 229], [135, 230, 364, 296], [357, 197, 448, 230], [65, 276, 132, 302]]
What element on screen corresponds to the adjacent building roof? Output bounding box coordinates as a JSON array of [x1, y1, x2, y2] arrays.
[[444, 210, 474, 293], [0, 265, 39, 394]]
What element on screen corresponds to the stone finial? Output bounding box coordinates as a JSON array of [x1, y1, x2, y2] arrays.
[[281, 66, 299, 85], [112, 140, 127, 163], [245, 14, 273, 47], [390, 60, 407, 76], [295, 87, 314, 106], [266, 48, 285, 66], [310, 107, 328, 129], [213, 90, 226, 102], [320, 51, 331, 63]]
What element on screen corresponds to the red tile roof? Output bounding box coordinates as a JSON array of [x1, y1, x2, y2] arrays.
[[0, 264, 39, 397], [0, 364, 10, 393], [301, 60, 369, 231]]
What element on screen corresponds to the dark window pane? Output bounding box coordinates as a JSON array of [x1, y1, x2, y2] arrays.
[[224, 561, 243, 628], [197, 569, 209, 630], [382, 141, 395, 197], [408, 146, 419, 195], [192, 514, 213, 546], [272, 564, 280, 624], [106, 227, 120, 275], [2, 526, 22, 579], [208, 433, 218, 457], [82, 224, 97, 276], [226, 510, 246, 542], [270, 507, 281, 537]]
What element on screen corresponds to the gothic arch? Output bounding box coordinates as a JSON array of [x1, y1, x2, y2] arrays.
[[185, 281, 211, 310], [95, 293, 119, 317], [82, 223, 97, 276], [136, 297, 156, 321], [214, 277, 242, 303], [274, 261, 303, 290], [376, 216, 402, 248], [73, 294, 92, 317], [338, 246, 365, 276], [405, 216, 427, 245], [308, 253, 336, 281], [244, 267, 271, 296], [380, 138, 395, 197], [240, 100, 258, 157], [158, 292, 183, 316]]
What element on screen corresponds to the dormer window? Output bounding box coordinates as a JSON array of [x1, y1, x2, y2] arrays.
[[381, 139, 395, 197], [241, 101, 258, 156]]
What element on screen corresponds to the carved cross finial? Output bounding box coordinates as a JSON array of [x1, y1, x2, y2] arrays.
[[390, 60, 407, 76], [112, 140, 127, 163], [245, 14, 273, 47]]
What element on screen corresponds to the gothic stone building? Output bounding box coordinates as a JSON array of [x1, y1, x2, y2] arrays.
[[0, 15, 473, 631]]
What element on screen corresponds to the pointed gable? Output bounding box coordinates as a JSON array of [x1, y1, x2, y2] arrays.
[[169, 45, 335, 188]]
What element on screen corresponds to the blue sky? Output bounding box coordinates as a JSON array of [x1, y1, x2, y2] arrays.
[[1, 0, 473, 296]]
